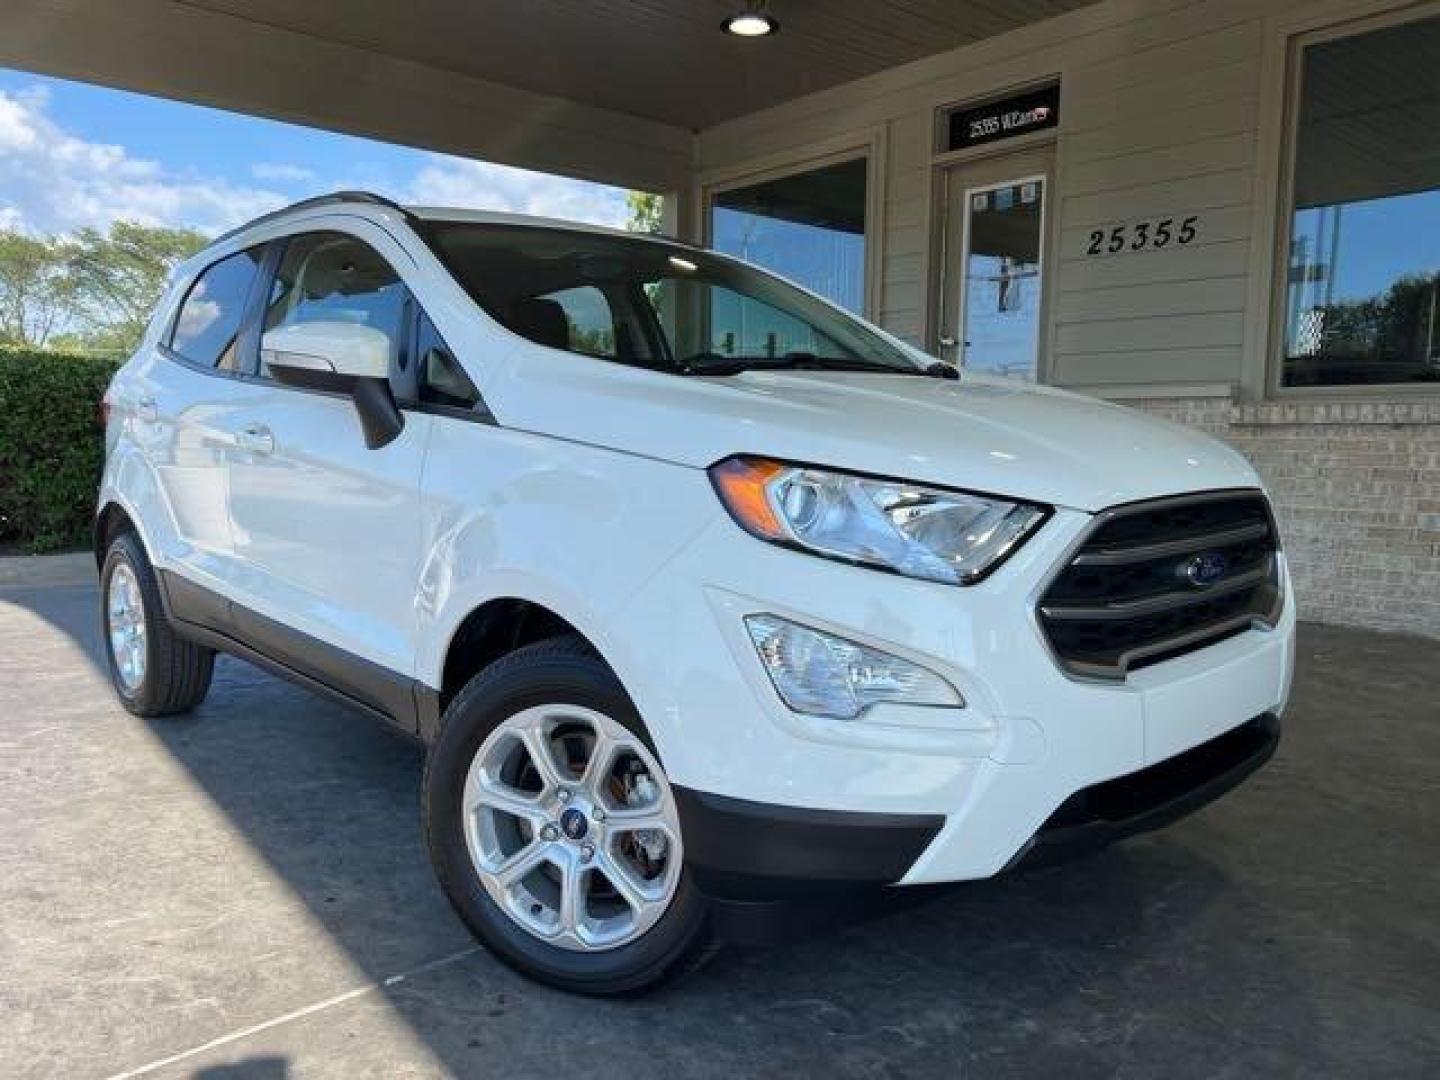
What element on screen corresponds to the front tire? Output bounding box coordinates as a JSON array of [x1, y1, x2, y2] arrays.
[[100, 531, 214, 717], [423, 636, 714, 994]]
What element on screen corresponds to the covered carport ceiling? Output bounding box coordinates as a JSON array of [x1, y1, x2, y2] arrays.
[[1, 0, 1096, 193], [175, 0, 1097, 130]]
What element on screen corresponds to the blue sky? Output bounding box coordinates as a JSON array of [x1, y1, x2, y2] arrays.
[[1292, 191, 1440, 304], [0, 68, 632, 238]]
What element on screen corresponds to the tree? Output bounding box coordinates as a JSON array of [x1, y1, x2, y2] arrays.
[[0, 231, 73, 348], [61, 221, 208, 353], [1310, 272, 1440, 381], [626, 191, 665, 235]]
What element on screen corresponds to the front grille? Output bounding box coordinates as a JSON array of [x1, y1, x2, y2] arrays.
[[1037, 490, 1283, 679]]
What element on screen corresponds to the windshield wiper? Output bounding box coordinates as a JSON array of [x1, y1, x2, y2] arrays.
[[681, 352, 952, 378]]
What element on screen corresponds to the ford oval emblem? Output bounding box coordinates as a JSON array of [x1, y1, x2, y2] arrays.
[[1183, 551, 1230, 588], [560, 806, 589, 840]]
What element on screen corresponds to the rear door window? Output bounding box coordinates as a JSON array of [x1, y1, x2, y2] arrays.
[[168, 247, 265, 370]]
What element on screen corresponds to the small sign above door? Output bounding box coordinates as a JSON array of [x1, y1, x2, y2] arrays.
[[944, 85, 1060, 153]]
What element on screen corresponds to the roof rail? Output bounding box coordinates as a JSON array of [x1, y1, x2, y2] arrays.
[[210, 190, 412, 246]]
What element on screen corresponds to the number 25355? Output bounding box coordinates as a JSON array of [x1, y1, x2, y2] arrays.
[[1086, 216, 1198, 256]]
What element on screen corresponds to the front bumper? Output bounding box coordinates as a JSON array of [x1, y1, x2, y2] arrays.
[[673, 786, 944, 900], [675, 713, 1280, 900], [610, 502, 1297, 893], [1004, 711, 1280, 872]]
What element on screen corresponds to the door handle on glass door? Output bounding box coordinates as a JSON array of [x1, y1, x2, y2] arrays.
[[236, 424, 275, 455]]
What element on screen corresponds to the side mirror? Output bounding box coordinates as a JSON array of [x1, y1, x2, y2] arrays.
[[261, 321, 404, 450]]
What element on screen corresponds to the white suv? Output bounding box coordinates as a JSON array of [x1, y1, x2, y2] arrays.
[[98, 191, 1294, 993]]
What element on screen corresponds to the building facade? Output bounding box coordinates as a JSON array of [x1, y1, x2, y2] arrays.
[[3, 0, 1435, 638], [692, 0, 1440, 638]]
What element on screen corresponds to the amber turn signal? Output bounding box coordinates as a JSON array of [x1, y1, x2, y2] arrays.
[[709, 457, 789, 540]]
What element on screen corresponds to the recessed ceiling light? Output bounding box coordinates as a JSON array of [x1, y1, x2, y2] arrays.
[[723, 9, 778, 37]]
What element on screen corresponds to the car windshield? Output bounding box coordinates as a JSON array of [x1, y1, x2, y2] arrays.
[[420, 222, 929, 377]]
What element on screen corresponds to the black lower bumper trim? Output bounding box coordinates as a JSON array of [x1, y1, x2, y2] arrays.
[[1007, 712, 1281, 872], [672, 787, 943, 901]]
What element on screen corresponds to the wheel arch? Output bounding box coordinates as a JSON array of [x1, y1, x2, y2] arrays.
[[94, 500, 141, 569], [437, 595, 608, 713]]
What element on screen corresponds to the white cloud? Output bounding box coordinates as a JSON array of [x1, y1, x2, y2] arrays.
[[402, 155, 631, 229], [0, 86, 288, 236], [0, 83, 636, 240], [251, 162, 317, 184]]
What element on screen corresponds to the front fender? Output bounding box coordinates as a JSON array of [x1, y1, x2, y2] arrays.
[[413, 420, 719, 761]]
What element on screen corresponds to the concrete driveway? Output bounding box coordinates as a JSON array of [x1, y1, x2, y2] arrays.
[[2, 578, 1437, 1079]]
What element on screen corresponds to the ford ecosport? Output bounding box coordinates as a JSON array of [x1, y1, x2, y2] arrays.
[[97, 191, 1293, 993]]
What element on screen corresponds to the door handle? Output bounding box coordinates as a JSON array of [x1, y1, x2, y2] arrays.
[[236, 424, 275, 456], [137, 396, 158, 423]]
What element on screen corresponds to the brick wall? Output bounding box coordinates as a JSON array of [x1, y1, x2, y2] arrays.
[[1123, 396, 1440, 640]]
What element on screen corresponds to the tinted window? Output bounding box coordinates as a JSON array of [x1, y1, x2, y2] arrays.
[[424, 224, 922, 377], [1282, 14, 1440, 387], [416, 312, 479, 409], [645, 278, 852, 361], [542, 286, 617, 357], [262, 232, 408, 378], [169, 248, 264, 370]]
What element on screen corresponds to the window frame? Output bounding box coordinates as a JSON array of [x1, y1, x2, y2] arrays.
[[252, 230, 413, 384], [161, 244, 270, 374], [699, 131, 884, 321], [242, 228, 493, 424], [1265, 1, 1440, 400], [409, 305, 486, 420]]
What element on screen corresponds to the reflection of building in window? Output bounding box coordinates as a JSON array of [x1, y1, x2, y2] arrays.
[[1281, 13, 1440, 386], [998, 257, 1024, 312], [1293, 309, 1324, 358], [711, 157, 867, 314]]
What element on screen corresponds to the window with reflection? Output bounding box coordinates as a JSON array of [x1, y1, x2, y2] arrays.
[[168, 247, 265, 370], [263, 232, 407, 379], [710, 157, 868, 314], [1282, 14, 1440, 387]]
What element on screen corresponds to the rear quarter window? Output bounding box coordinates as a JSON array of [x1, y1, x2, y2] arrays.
[[168, 247, 265, 370]]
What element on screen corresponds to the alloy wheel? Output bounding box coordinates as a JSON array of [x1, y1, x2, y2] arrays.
[[461, 705, 683, 952], [107, 563, 147, 692]]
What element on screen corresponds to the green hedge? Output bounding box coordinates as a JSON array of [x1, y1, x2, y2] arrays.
[[0, 347, 121, 554]]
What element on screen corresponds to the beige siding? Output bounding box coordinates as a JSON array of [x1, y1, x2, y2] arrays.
[[694, 0, 1369, 388], [1056, 237, 1250, 291], [693, 0, 1440, 642]]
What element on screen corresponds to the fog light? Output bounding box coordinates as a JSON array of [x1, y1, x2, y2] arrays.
[[745, 614, 962, 720]]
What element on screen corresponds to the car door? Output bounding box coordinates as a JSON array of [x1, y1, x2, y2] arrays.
[[136, 245, 267, 589], [224, 224, 432, 687]]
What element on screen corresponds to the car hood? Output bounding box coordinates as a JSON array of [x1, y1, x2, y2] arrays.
[[489, 354, 1258, 512]]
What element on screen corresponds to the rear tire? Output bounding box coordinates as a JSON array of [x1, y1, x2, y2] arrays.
[[424, 635, 715, 994], [100, 531, 215, 717]]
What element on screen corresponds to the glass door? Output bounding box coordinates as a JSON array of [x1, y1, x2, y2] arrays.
[[939, 148, 1053, 380]]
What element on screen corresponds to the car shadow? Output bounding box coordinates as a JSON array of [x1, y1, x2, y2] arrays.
[[8, 580, 1410, 1079]]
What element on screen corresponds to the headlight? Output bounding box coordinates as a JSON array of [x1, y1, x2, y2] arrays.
[[745, 614, 962, 719], [711, 456, 1047, 585]]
